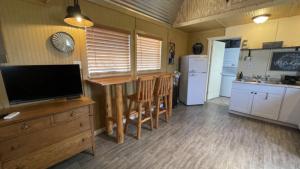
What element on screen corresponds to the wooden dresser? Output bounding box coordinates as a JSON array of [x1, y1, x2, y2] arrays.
[[0, 97, 95, 169]]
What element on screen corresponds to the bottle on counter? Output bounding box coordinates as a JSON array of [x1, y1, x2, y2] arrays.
[[237, 72, 243, 80]]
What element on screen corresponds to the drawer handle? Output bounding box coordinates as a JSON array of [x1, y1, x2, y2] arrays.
[[82, 138, 85, 142], [80, 123, 83, 127], [21, 123, 29, 130]]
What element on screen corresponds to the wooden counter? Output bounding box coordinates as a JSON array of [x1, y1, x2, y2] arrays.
[[87, 72, 174, 144]]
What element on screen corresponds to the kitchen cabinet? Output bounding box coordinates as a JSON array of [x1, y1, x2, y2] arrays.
[[278, 88, 300, 125], [230, 82, 284, 120], [251, 92, 282, 120], [229, 88, 253, 114]]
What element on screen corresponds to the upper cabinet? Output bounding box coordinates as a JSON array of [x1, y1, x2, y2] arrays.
[[278, 88, 300, 126]]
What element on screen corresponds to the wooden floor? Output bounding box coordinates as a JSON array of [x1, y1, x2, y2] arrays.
[[51, 102, 300, 169]]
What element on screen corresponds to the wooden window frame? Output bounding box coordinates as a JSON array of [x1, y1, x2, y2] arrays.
[[85, 25, 132, 78], [136, 33, 163, 74]]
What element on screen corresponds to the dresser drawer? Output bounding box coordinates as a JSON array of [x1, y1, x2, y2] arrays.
[[3, 131, 92, 169], [0, 116, 91, 162], [53, 106, 89, 124], [0, 116, 51, 141]]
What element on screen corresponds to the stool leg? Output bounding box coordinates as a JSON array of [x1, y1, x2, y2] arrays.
[[148, 102, 153, 130], [164, 96, 169, 122], [124, 100, 133, 134], [136, 103, 142, 139], [155, 97, 160, 129]]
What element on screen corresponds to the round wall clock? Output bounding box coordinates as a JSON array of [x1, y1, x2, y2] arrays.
[[51, 32, 75, 53]]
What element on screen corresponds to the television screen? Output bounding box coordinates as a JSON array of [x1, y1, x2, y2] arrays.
[[0, 64, 83, 104]]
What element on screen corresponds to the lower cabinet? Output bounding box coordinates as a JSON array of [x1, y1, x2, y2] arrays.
[[230, 82, 285, 121], [251, 92, 282, 120], [229, 89, 253, 114], [278, 88, 300, 125]]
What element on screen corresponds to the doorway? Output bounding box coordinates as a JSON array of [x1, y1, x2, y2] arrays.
[[207, 38, 241, 105]]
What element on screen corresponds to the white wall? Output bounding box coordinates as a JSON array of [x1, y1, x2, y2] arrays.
[[226, 15, 300, 49], [226, 15, 300, 78], [238, 48, 298, 79]]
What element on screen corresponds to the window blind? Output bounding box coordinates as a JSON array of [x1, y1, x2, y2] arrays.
[[86, 27, 131, 76], [136, 35, 162, 71]]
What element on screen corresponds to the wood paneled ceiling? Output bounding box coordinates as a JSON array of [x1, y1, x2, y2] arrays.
[[103, 0, 184, 24], [89, 0, 300, 32], [177, 1, 300, 32]]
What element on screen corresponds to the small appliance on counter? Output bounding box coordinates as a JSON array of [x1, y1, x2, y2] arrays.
[[281, 75, 300, 85]]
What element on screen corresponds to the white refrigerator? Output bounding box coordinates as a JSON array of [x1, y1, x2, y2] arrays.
[[179, 55, 208, 105]]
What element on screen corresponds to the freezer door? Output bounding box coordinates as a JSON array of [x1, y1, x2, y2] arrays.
[[223, 48, 240, 67], [189, 57, 208, 73], [187, 72, 207, 105]]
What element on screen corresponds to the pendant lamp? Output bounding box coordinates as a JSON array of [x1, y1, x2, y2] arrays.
[[64, 0, 94, 28]]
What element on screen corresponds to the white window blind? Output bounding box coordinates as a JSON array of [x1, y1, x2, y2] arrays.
[[86, 27, 131, 76], [136, 34, 162, 71]]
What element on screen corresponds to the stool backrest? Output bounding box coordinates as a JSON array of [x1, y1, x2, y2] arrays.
[[136, 76, 156, 102], [154, 74, 171, 97]]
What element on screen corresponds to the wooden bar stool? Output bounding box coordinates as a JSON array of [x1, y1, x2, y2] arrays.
[[124, 76, 156, 139], [153, 74, 172, 128]]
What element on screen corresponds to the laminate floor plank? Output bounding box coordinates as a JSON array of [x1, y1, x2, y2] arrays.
[[51, 103, 300, 169]]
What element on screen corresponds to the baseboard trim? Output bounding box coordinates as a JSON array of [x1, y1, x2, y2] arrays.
[[229, 110, 299, 129], [94, 128, 105, 136]]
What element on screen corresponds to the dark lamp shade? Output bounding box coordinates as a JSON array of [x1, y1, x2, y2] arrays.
[[64, 14, 94, 28]]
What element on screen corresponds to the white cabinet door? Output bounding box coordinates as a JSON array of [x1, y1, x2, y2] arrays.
[[251, 92, 283, 120], [278, 88, 300, 125], [229, 89, 253, 114]]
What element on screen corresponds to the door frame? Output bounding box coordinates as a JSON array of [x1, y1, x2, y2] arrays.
[[205, 36, 241, 101]]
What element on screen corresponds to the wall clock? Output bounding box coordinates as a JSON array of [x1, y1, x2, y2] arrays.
[[51, 32, 75, 53]]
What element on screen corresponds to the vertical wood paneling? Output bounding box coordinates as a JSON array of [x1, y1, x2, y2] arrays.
[[0, 0, 82, 65], [0, 0, 83, 109], [0, 0, 188, 130]]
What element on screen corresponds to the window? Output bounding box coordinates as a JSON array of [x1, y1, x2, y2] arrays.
[[136, 34, 162, 71], [86, 27, 131, 77]]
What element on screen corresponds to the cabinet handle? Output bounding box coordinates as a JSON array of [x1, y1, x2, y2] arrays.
[[80, 123, 83, 127], [265, 93, 269, 100]]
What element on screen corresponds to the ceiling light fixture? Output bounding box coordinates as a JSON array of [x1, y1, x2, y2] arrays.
[[252, 14, 270, 24], [64, 0, 94, 28]]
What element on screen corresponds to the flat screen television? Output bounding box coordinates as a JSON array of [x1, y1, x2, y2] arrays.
[[0, 64, 83, 105]]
